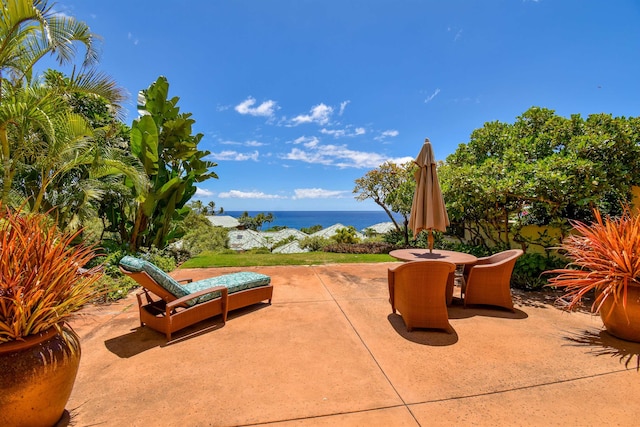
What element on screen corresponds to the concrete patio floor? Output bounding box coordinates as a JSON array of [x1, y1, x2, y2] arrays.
[[66, 262, 640, 426]]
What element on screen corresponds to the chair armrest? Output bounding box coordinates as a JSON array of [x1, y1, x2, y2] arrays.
[[474, 256, 492, 265], [166, 286, 228, 310]]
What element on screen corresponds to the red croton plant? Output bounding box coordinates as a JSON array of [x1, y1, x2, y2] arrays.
[[0, 206, 102, 344], [546, 206, 640, 313]]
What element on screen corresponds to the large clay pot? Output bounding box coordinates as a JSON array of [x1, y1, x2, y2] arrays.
[[0, 325, 81, 427], [599, 285, 640, 342]]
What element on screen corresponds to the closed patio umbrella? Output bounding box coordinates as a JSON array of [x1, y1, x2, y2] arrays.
[[408, 138, 449, 252]]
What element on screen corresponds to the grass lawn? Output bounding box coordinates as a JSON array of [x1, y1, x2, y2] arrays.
[[180, 251, 397, 268]]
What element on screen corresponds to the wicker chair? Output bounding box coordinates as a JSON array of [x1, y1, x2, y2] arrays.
[[388, 261, 456, 332], [119, 256, 273, 340], [462, 249, 524, 311]]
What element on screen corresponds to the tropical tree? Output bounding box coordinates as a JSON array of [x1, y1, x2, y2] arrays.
[[0, 0, 137, 234], [206, 200, 223, 215], [128, 76, 218, 250], [238, 211, 274, 231], [188, 199, 205, 215], [353, 160, 415, 244], [439, 106, 640, 251], [0, 0, 107, 204]]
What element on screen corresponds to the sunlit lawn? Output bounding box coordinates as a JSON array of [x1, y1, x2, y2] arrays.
[[180, 251, 396, 268]]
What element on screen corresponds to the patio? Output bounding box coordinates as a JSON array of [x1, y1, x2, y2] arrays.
[[66, 262, 640, 426]]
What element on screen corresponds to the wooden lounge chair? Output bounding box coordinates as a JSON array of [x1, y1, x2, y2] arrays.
[[462, 249, 523, 311], [119, 256, 273, 340], [388, 261, 456, 332]]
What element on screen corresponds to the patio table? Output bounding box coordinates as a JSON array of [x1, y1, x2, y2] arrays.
[[389, 249, 478, 305]]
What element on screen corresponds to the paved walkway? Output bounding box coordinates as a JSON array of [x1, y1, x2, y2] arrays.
[[67, 263, 640, 426]]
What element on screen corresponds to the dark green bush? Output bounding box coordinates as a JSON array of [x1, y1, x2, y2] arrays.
[[511, 252, 567, 291], [331, 226, 360, 244], [299, 236, 332, 251], [180, 214, 229, 255]]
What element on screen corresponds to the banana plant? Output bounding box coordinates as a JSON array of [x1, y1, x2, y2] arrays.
[[129, 76, 218, 250]]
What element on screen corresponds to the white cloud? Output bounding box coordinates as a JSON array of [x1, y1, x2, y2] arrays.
[[220, 139, 266, 147], [292, 188, 350, 199], [424, 88, 441, 104], [291, 136, 319, 146], [320, 126, 366, 138], [291, 103, 333, 126], [283, 143, 407, 169], [374, 129, 399, 141], [127, 32, 139, 46], [447, 26, 463, 42], [210, 150, 259, 161], [320, 128, 346, 138], [195, 188, 214, 197], [339, 101, 350, 115], [235, 97, 277, 117], [218, 190, 285, 199], [390, 156, 415, 165]]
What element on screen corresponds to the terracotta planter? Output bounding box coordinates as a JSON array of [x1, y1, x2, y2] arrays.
[[599, 285, 640, 343], [0, 325, 81, 427]]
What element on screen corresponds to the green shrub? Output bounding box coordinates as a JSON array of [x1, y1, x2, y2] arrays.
[[136, 246, 177, 271], [437, 241, 493, 258], [271, 235, 297, 250], [301, 224, 323, 234], [180, 213, 229, 255], [299, 236, 332, 251], [331, 226, 360, 244], [93, 274, 138, 304], [511, 252, 566, 291]]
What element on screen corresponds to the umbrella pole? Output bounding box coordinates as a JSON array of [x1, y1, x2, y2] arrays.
[[428, 229, 434, 253]]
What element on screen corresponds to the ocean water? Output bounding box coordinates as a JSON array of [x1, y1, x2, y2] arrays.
[[224, 211, 402, 231]]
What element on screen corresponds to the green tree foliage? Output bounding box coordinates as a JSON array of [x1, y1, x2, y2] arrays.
[[238, 211, 274, 231], [300, 224, 322, 234], [30, 70, 142, 230], [128, 76, 218, 250], [179, 211, 228, 255], [0, 0, 98, 201], [188, 200, 223, 215], [331, 226, 360, 244], [353, 160, 416, 244], [299, 235, 331, 251], [0, 1, 131, 230], [439, 106, 640, 251]]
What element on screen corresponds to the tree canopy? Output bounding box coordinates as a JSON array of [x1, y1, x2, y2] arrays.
[[439, 106, 640, 250], [353, 160, 415, 244], [128, 76, 218, 250]]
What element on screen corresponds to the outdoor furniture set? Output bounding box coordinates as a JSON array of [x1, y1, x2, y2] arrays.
[[119, 256, 273, 341], [388, 249, 524, 332], [119, 247, 521, 339]]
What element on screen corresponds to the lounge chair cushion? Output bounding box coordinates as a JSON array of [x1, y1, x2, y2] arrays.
[[119, 256, 189, 300], [120, 256, 271, 307], [184, 272, 271, 304]]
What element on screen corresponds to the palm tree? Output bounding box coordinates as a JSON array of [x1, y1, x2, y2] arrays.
[[0, 0, 124, 205], [206, 200, 223, 215]]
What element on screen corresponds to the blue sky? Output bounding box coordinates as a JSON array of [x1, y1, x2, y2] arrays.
[[50, 0, 640, 211]]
